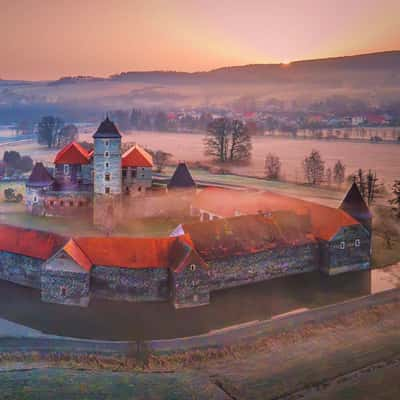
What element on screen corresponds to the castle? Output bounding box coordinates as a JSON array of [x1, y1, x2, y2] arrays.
[[25, 117, 154, 225], [0, 118, 372, 309]]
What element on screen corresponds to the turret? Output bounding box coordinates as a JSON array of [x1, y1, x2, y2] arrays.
[[92, 117, 122, 228], [340, 182, 372, 234]]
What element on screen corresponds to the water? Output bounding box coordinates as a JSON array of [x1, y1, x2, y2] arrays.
[[0, 270, 377, 340], [80, 130, 400, 185]]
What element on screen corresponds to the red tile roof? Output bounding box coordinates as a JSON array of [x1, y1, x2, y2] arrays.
[[73, 235, 192, 269], [122, 145, 153, 168], [63, 239, 92, 272], [0, 225, 66, 260], [54, 142, 91, 165], [192, 188, 359, 241], [181, 214, 316, 260]]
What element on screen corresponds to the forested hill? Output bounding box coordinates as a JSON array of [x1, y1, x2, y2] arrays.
[[106, 51, 400, 85]]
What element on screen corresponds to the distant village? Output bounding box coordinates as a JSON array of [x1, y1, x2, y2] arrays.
[[107, 104, 400, 142]]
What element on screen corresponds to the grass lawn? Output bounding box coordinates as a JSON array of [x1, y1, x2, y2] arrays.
[[162, 166, 345, 207]]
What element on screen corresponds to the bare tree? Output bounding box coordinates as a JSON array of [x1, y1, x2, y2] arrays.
[[204, 118, 230, 162], [229, 120, 252, 162], [333, 160, 346, 186], [204, 118, 252, 163], [152, 150, 172, 173], [352, 169, 379, 205], [264, 153, 281, 180], [325, 167, 332, 186], [303, 149, 325, 185], [390, 180, 400, 218]]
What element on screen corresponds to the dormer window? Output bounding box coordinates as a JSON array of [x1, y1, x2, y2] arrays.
[[104, 151, 110, 158]]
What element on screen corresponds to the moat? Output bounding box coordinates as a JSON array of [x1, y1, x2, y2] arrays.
[[0, 270, 378, 341]]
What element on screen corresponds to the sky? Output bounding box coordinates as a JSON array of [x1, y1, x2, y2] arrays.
[[1, 0, 400, 80]]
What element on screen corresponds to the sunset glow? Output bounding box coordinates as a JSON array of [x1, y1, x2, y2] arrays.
[[1, 0, 400, 80]]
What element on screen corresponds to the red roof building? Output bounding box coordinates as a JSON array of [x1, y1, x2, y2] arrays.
[[192, 187, 359, 241], [0, 225, 66, 260], [54, 142, 91, 165], [122, 145, 153, 168]]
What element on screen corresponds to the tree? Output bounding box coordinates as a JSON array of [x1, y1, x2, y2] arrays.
[[325, 167, 332, 186], [333, 160, 346, 186], [366, 170, 379, 205], [3, 151, 33, 174], [19, 155, 34, 172], [390, 180, 400, 218], [151, 150, 172, 173], [204, 118, 230, 162], [264, 153, 281, 180], [303, 149, 325, 185], [154, 111, 168, 132], [37, 116, 64, 148], [54, 124, 78, 148], [204, 118, 252, 163], [229, 120, 252, 162]]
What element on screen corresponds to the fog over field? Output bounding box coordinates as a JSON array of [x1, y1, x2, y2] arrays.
[[1, 51, 400, 122]]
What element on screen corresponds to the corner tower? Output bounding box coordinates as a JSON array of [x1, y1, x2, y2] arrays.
[[92, 117, 122, 229], [340, 182, 372, 234]]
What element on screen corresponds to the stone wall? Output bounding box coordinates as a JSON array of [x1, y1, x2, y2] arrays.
[[171, 264, 210, 309], [322, 225, 371, 275], [0, 251, 42, 289], [91, 266, 169, 302], [42, 191, 92, 217], [41, 269, 90, 307], [207, 243, 319, 291]]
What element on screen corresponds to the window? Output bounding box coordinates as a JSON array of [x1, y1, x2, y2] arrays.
[[61, 287, 67, 296], [64, 164, 69, 175], [104, 151, 110, 158], [105, 140, 109, 147], [69, 200, 74, 207], [189, 264, 196, 272], [78, 201, 83, 207], [355, 239, 361, 247], [50, 200, 54, 207], [105, 187, 110, 194], [60, 200, 64, 207], [105, 162, 109, 168], [122, 169, 127, 178], [138, 186, 142, 192], [131, 169, 137, 178], [340, 241, 345, 250], [33, 195, 38, 203], [105, 172, 111, 181]]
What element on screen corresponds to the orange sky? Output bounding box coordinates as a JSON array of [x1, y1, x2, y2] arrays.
[[1, 0, 400, 80]]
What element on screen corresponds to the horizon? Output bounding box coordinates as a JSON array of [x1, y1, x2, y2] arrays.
[[2, 49, 400, 82], [2, 0, 400, 81]]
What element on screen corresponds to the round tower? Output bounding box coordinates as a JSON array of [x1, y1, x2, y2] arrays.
[[92, 117, 122, 229]]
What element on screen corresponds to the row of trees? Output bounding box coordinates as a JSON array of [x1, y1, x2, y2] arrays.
[[264, 151, 346, 187], [204, 118, 252, 163], [264, 150, 383, 206], [37, 116, 78, 148], [110, 109, 214, 132], [2, 151, 33, 176]]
